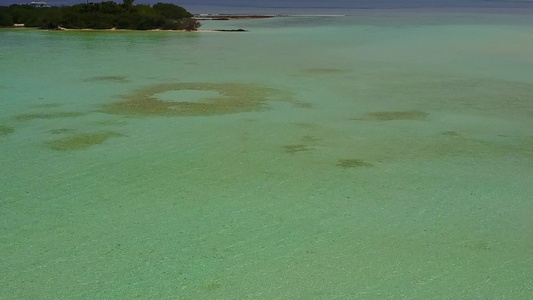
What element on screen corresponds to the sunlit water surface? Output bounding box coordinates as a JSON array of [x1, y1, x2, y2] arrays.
[[1, 11, 532, 298]]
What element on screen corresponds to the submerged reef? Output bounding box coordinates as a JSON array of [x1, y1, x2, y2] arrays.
[[356, 110, 428, 121], [301, 135, 320, 143], [84, 76, 129, 83], [46, 131, 124, 151], [442, 131, 461, 136], [337, 159, 374, 168], [292, 101, 313, 109], [50, 128, 77, 135], [6, 82, 291, 152], [15, 111, 88, 122], [101, 82, 290, 117], [283, 144, 313, 154], [32, 103, 62, 109], [0, 125, 15, 136]]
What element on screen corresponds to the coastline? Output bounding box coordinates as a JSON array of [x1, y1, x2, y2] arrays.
[[0, 26, 242, 33], [0, 15, 275, 32], [57, 26, 221, 33]]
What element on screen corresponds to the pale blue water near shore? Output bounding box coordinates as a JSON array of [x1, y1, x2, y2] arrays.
[[1, 10, 533, 298]]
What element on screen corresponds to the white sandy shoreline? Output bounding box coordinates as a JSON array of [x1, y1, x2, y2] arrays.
[[57, 26, 220, 33], [0, 26, 224, 33]]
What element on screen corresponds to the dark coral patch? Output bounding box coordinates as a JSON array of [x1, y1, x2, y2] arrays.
[[93, 119, 129, 126], [205, 282, 222, 293], [283, 144, 313, 154], [84, 75, 129, 83], [357, 110, 428, 121], [33, 103, 62, 109], [337, 159, 373, 168], [46, 131, 124, 151], [442, 131, 460, 136], [100, 82, 289, 117], [15, 112, 87, 121], [50, 128, 76, 134], [301, 135, 320, 143], [0, 125, 15, 136], [293, 101, 313, 109]]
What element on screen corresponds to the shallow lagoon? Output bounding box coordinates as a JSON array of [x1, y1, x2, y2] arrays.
[[1, 11, 532, 298]]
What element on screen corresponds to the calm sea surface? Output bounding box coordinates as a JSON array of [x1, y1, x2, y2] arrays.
[[1, 11, 533, 298], [8, 0, 533, 13]]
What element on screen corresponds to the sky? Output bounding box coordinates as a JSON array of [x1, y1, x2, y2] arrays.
[[3, 0, 533, 13]]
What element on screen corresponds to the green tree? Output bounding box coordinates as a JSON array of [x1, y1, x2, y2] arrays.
[[122, 0, 134, 10], [0, 9, 15, 26], [1, 1, 199, 30], [39, 8, 64, 29], [7, 5, 40, 25], [153, 3, 192, 20]]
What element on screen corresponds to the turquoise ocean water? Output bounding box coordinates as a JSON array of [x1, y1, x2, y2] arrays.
[[1, 11, 533, 298]]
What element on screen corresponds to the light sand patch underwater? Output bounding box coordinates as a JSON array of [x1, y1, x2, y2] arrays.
[[101, 82, 292, 117], [299, 68, 352, 76]]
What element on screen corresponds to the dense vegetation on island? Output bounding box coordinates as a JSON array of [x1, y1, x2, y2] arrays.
[[0, 0, 200, 30]]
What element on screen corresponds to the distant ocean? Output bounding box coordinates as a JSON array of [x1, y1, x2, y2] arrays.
[[5, 0, 533, 13]]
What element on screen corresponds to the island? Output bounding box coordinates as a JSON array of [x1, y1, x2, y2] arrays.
[[0, 0, 201, 31]]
